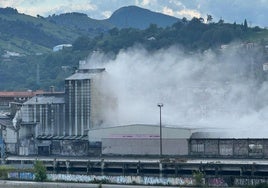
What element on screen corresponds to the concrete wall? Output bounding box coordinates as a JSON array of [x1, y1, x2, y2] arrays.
[[102, 138, 188, 155]]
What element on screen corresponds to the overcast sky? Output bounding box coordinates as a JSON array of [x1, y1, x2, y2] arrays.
[[0, 0, 268, 27]]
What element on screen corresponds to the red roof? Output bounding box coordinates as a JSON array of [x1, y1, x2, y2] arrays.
[[0, 90, 44, 97]]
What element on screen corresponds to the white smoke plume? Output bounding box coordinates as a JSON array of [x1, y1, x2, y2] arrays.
[[82, 44, 268, 137]]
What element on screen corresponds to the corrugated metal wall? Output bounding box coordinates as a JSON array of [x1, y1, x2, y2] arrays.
[[102, 138, 188, 155]]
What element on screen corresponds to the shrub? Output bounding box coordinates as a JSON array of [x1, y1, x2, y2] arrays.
[[193, 170, 205, 186], [0, 165, 14, 179], [34, 160, 47, 182]]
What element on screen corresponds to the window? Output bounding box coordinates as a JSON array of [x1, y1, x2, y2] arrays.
[[191, 143, 204, 153], [248, 144, 263, 153]]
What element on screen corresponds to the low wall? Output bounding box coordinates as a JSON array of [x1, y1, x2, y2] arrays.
[[6, 172, 268, 187], [48, 174, 195, 186]]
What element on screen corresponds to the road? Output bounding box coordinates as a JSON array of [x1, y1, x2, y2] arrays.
[[0, 180, 176, 188]]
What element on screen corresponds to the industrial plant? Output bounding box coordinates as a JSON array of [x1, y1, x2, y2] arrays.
[[0, 59, 267, 161]]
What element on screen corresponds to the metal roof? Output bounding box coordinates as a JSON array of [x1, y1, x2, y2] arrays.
[[24, 96, 64, 105], [0, 90, 44, 97], [0, 115, 13, 129], [65, 68, 105, 81], [65, 72, 98, 80]]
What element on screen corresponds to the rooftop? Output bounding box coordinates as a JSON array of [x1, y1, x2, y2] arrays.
[[24, 95, 64, 105], [0, 90, 44, 98], [65, 68, 105, 80]]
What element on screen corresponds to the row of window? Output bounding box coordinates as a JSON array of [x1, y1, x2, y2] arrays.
[[191, 143, 264, 155]]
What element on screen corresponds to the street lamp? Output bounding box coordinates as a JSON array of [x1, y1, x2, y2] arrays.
[[157, 103, 163, 158]]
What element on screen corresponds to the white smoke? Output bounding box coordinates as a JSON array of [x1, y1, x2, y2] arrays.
[[82, 44, 268, 136]]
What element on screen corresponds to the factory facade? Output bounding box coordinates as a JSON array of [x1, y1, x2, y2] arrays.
[[1, 66, 108, 156], [2, 63, 268, 158], [0, 64, 197, 157], [65, 68, 106, 137]]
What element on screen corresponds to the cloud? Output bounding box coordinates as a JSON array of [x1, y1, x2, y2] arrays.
[[177, 8, 201, 19], [135, 0, 157, 6], [196, 0, 268, 26], [0, 0, 267, 26], [0, 0, 24, 8], [1, 0, 98, 17], [162, 6, 174, 17], [101, 11, 112, 19]]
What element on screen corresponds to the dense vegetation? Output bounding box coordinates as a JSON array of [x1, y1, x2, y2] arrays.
[[0, 6, 179, 56], [1, 10, 268, 91], [0, 7, 80, 55], [72, 17, 265, 54]]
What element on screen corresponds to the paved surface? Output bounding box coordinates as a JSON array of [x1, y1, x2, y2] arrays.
[[0, 180, 181, 188]]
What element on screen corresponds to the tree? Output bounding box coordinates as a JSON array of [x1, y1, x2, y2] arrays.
[[199, 17, 204, 23], [206, 14, 213, 23], [72, 36, 91, 51], [109, 27, 119, 36], [34, 160, 47, 182], [193, 170, 205, 186], [218, 17, 224, 25], [182, 17, 188, 24], [243, 19, 248, 31], [233, 21, 237, 29]]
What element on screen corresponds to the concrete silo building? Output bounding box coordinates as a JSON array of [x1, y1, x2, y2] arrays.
[[64, 68, 106, 137]]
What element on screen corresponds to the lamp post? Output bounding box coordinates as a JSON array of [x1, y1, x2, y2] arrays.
[[157, 103, 163, 158]]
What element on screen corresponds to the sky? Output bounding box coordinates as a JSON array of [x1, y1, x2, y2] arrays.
[[0, 0, 268, 27]]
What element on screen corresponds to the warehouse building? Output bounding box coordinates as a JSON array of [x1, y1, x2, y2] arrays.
[[88, 124, 193, 156], [189, 131, 268, 158]]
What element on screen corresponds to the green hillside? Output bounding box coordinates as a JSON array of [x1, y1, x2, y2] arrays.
[[107, 5, 180, 29], [45, 12, 113, 37], [1, 7, 268, 92], [0, 7, 80, 55], [244, 29, 268, 42]]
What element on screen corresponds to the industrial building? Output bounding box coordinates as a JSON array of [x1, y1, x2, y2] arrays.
[[88, 124, 192, 156], [2, 62, 268, 159], [65, 68, 106, 137], [4, 66, 109, 156], [189, 132, 268, 158], [0, 90, 44, 113]]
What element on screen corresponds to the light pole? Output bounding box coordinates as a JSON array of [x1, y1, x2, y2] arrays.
[[157, 103, 163, 158]]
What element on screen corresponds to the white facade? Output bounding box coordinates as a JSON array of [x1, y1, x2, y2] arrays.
[[88, 124, 193, 142], [88, 124, 193, 156]]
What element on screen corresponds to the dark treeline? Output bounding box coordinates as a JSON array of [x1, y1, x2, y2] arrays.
[[72, 17, 262, 54]]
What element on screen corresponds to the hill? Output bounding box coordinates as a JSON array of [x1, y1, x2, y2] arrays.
[[107, 6, 180, 29], [45, 12, 113, 37], [45, 6, 180, 34], [0, 7, 80, 55], [0, 6, 181, 56], [1, 6, 268, 91]]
